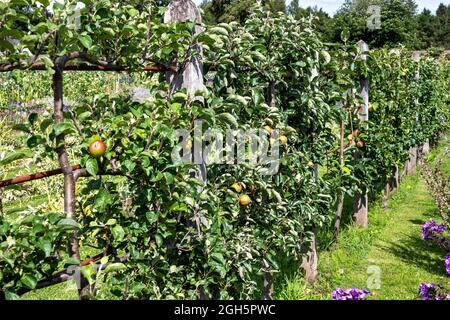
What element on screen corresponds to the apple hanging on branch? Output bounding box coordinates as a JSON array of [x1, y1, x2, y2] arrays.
[[239, 194, 252, 207], [88, 140, 107, 158]]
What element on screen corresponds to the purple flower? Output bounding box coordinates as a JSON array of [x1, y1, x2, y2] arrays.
[[332, 288, 371, 300], [445, 254, 450, 275], [422, 220, 446, 241], [418, 283, 450, 300]]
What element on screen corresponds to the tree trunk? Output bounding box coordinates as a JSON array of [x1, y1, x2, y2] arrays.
[[54, 67, 89, 299], [53, 70, 79, 260]]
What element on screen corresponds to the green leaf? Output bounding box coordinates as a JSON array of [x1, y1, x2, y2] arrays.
[[27, 135, 43, 149], [62, 257, 80, 266], [209, 26, 229, 37], [4, 291, 20, 300], [57, 219, 81, 230], [40, 118, 53, 133], [341, 29, 350, 43], [111, 225, 125, 242], [227, 94, 248, 106], [86, 158, 99, 176], [321, 50, 331, 64], [20, 274, 37, 289], [28, 112, 39, 125], [0, 39, 14, 52], [80, 265, 96, 284], [79, 35, 93, 49], [0, 151, 29, 166], [164, 172, 174, 185], [12, 123, 31, 133], [39, 239, 52, 257], [104, 263, 126, 273], [217, 113, 239, 129], [106, 218, 117, 226], [94, 188, 113, 210], [53, 122, 76, 136]]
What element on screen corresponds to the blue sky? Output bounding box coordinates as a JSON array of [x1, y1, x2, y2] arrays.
[[194, 0, 450, 16]]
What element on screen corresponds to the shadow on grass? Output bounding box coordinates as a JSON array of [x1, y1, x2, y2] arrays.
[[422, 207, 440, 220], [409, 219, 425, 225], [381, 234, 446, 277]]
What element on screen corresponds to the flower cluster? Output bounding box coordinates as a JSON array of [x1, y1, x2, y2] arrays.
[[421, 220, 450, 274], [332, 288, 371, 300], [421, 220, 446, 241], [0, 99, 49, 124], [445, 254, 450, 275], [418, 283, 450, 300]]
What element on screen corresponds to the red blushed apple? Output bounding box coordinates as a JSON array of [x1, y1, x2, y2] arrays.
[[88, 140, 107, 158], [353, 129, 359, 137], [356, 140, 364, 148]]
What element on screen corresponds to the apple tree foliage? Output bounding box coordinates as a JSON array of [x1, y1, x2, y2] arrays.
[[0, 1, 448, 299]]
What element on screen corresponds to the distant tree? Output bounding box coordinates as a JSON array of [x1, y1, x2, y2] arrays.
[[201, 0, 286, 25], [415, 4, 449, 49], [331, 0, 419, 48], [416, 9, 437, 48], [288, 0, 333, 41], [435, 3, 450, 49]]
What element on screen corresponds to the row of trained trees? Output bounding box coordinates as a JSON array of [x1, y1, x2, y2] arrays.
[[201, 0, 450, 50], [0, 0, 449, 299]]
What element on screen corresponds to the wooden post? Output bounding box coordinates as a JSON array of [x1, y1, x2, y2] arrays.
[[333, 106, 346, 242], [165, 0, 208, 300], [165, 0, 206, 184], [406, 146, 417, 176], [164, 0, 204, 98], [357, 40, 369, 122], [300, 230, 318, 283], [422, 139, 430, 155], [382, 182, 390, 209], [390, 165, 399, 192], [353, 40, 369, 228], [299, 64, 320, 283], [262, 81, 277, 299], [406, 51, 421, 176]]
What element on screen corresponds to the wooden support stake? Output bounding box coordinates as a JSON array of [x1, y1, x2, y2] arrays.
[[382, 181, 390, 209], [164, 0, 208, 300], [353, 40, 369, 228], [300, 229, 319, 283], [406, 52, 421, 176], [389, 165, 399, 192], [406, 146, 417, 176], [334, 120, 346, 241]]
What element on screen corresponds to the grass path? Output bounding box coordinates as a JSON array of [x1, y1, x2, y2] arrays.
[[329, 178, 449, 299], [277, 137, 450, 300]]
